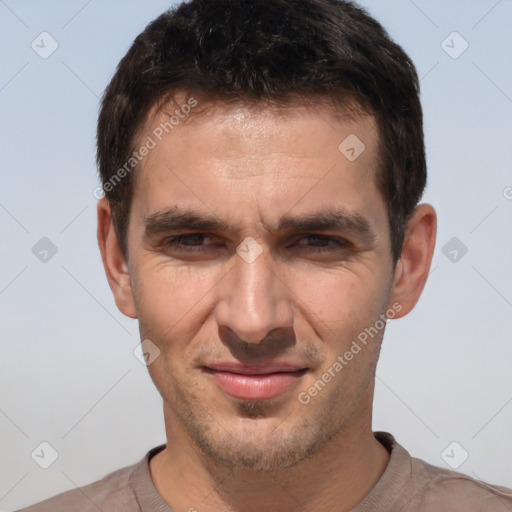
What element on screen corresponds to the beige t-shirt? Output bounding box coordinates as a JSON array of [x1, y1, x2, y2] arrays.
[[16, 431, 512, 511]]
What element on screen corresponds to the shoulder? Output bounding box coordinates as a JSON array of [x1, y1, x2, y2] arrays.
[[369, 432, 512, 512], [407, 453, 512, 511], [14, 460, 139, 512]]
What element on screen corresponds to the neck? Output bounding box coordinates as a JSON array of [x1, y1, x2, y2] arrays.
[[150, 405, 390, 512]]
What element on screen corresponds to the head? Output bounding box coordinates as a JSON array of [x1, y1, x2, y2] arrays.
[[97, 0, 436, 471]]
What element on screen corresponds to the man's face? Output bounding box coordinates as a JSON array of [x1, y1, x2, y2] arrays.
[[124, 101, 397, 470]]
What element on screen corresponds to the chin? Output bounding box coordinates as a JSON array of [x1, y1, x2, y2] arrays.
[[199, 434, 312, 471], [188, 411, 332, 472]]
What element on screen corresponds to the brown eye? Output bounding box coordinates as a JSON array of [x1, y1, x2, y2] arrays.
[[295, 235, 349, 252], [163, 234, 212, 253]]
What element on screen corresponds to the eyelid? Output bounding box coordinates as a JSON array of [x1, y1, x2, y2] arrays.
[[163, 232, 351, 244], [164, 233, 215, 244], [159, 231, 354, 252], [293, 233, 351, 246]]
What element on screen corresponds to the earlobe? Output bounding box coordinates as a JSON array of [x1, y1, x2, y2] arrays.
[[97, 199, 137, 319], [388, 203, 437, 319]]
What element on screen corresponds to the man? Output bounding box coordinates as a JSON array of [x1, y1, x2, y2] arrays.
[[18, 0, 512, 510]]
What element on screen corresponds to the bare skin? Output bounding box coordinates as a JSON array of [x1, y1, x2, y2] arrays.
[[98, 99, 436, 512]]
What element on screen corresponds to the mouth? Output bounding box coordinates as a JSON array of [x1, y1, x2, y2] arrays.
[[202, 363, 308, 400]]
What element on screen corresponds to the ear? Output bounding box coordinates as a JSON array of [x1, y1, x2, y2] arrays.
[[97, 198, 137, 319], [387, 203, 437, 318]]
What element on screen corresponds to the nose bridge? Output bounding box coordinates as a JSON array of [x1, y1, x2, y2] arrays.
[[214, 242, 293, 344]]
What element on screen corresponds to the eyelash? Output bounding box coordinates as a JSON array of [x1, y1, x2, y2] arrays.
[[162, 234, 349, 253]]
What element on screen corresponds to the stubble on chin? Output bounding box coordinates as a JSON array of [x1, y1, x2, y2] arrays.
[[165, 375, 358, 472]]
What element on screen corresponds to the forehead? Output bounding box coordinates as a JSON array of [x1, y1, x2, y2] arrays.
[[140, 94, 378, 165], [131, 99, 385, 236]]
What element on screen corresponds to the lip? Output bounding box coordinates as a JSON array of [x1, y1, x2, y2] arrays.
[[203, 363, 308, 400]]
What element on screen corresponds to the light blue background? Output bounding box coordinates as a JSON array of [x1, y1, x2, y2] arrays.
[[1, 0, 511, 508]]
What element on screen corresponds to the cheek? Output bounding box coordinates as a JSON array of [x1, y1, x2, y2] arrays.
[[132, 264, 216, 343], [296, 268, 385, 334], [130, 247, 391, 363]]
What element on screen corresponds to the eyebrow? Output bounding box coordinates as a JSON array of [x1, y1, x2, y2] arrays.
[[144, 207, 376, 244]]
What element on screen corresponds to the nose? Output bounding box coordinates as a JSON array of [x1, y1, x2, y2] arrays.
[[213, 242, 294, 345]]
